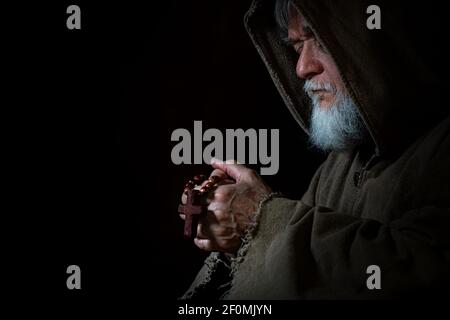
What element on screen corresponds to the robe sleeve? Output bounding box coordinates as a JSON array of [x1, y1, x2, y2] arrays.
[[302, 138, 450, 297], [298, 205, 450, 298], [180, 193, 283, 300], [226, 136, 450, 299], [180, 252, 232, 300]]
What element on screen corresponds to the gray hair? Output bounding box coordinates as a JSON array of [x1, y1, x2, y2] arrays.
[[274, 0, 295, 38]]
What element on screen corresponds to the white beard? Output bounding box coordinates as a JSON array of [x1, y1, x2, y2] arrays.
[[304, 80, 367, 152]]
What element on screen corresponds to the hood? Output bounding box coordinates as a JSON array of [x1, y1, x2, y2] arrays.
[[244, 0, 449, 157]]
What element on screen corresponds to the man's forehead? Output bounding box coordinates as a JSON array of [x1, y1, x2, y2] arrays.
[[287, 11, 311, 38]]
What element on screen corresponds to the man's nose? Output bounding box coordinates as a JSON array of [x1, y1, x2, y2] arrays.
[[295, 41, 323, 80]]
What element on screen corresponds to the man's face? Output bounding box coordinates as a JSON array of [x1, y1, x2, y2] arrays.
[[287, 13, 344, 109], [286, 10, 367, 151]]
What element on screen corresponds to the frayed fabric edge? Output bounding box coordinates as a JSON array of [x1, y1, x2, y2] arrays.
[[222, 192, 283, 298], [180, 252, 228, 300], [182, 192, 282, 300]]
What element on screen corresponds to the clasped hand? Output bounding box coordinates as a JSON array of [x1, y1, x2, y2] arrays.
[[180, 159, 272, 255]]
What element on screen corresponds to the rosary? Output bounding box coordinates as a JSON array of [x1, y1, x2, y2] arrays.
[[178, 174, 223, 239]]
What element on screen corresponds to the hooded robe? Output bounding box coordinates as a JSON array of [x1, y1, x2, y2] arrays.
[[182, 0, 450, 299]]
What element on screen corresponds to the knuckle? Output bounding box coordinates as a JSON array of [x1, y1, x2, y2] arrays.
[[195, 239, 207, 250], [195, 238, 215, 252], [214, 192, 229, 202], [214, 210, 228, 221]]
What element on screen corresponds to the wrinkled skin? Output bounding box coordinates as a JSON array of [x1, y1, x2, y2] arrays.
[[179, 10, 347, 255], [180, 159, 272, 255], [288, 11, 345, 109]]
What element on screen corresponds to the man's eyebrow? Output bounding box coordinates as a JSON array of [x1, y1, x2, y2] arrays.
[[281, 26, 314, 46], [281, 37, 299, 46]]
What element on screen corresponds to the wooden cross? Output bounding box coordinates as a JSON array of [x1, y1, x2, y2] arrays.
[[178, 189, 206, 239]]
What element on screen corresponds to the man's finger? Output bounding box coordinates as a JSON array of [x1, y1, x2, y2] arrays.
[[205, 177, 235, 201], [197, 221, 212, 239], [209, 169, 229, 180], [207, 199, 229, 212], [211, 158, 250, 182], [194, 238, 216, 251]]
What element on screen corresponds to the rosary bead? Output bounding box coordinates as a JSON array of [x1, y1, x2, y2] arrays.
[[204, 182, 214, 189], [184, 173, 222, 196], [185, 182, 195, 189]]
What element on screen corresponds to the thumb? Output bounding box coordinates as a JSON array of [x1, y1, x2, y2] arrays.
[[211, 158, 249, 182]]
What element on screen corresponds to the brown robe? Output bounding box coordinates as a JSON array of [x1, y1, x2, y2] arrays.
[[182, 0, 450, 299]]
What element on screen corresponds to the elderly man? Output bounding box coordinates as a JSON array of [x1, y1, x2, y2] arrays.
[[180, 0, 450, 299]]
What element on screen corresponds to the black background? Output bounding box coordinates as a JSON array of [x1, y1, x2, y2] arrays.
[[9, 0, 324, 307], [6, 0, 450, 317]]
